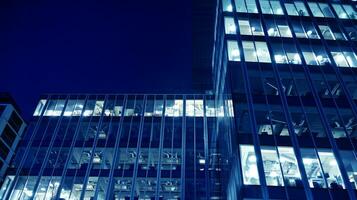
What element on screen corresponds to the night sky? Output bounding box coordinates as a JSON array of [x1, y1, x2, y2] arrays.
[[0, 1, 193, 120]]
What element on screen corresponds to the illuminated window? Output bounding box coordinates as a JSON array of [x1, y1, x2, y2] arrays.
[[318, 150, 345, 189], [165, 99, 183, 117], [224, 17, 236, 34], [332, 52, 350, 67], [301, 148, 327, 188], [83, 100, 95, 116], [44, 100, 65, 116], [238, 19, 264, 36], [259, 0, 283, 15], [308, 3, 334, 18], [272, 43, 301, 64], [222, 0, 233, 12], [332, 4, 348, 19], [340, 151, 357, 189], [234, 0, 258, 13], [154, 99, 163, 116], [242, 41, 271, 63], [318, 24, 346, 40], [227, 40, 240, 61], [33, 99, 47, 116], [242, 41, 258, 62], [285, 2, 309, 16], [63, 100, 76, 116], [240, 145, 260, 185], [277, 147, 302, 187], [185, 99, 203, 117], [93, 101, 104, 116], [261, 146, 284, 186], [266, 20, 292, 38]]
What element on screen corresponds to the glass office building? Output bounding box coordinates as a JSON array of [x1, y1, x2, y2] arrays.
[[0, 94, 234, 199], [3, 0, 357, 199], [214, 0, 357, 199]]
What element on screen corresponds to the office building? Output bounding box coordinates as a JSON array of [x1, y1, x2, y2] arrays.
[[213, 0, 357, 199], [0, 94, 26, 185], [0, 94, 233, 199]]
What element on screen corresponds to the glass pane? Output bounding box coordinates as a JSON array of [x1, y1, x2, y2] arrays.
[[261, 146, 284, 186], [285, 3, 298, 16], [301, 149, 327, 188], [222, 0, 233, 12], [227, 40, 240, 61], [242, 41, 258, 62], [295, 2, 309, 16], [332, 4, 348, 19], [238, 20, 252, 35], [308, 3, 324, 17], [235, 0, 247, 13], [271, 0, 283, 15], [343, 5, 357, 19], [260, 0, 273, 14], [332, 52, 349, 67], [255, 42, 271, 63], [319, 3, 334, 18], [33, 99, 47, 116], [318, 150, 345, 189], [277, 147, 302, 187], [224, 17, 236, 34], [240, 145, 260, 185]]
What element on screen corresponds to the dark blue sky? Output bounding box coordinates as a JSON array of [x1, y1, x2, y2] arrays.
[[0, 1, 192, 119]]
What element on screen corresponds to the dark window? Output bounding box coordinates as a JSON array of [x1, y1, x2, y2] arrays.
[[8, 111, 22, 132], [0, 140, 10, 160], [1, 125, 17, 147]]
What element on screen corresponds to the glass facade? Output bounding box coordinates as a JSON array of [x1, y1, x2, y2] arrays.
[[215, 0, 357, 199], [0, 94, 233, 199]]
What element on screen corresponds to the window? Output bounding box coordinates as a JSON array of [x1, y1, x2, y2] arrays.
[[259, 0, 283, 15], [63, 100, 76, 116], [154, 99, 164, 116], [345, 26, 357, 41], [295, 2, 309, 16], [1, 125, 17, 147], [238, 20, 252, 35], [93, 101, 104, 116], [317, 150, 344, 189], [33, 99, 47, 116], [234, 0, 258, 13], [165, 99, 183, 117], [240, 145, 260, 185], [340, 151, 357, 189], [332, 4, 348, 19], [238, 19, 264, 36], [331, 50, 357, 68], [342, 5, 357, 19], [285, 3, 298, 16], [318, 24, 346, 40], [43, 100, 65, 116], [73, 100, 84, 116], [261, 146, 284, 186], [185, 99, 203, 117], [242, 41, 258, 62], [83, 100, 96, 116], [0, 139, 9, 160], [272, 43, 301, 64], [301, 149, 327, 188], [291, 21, 319, 39], [277, 147, 302, 187], [222, 0, 233, 12], [8, 111, 22, 132], [224, 17, 236, 34], [227, 40, 240, 61], [242, 41, 271, 63], [308, 3, 335, 18], [266, 20, 292, 38]]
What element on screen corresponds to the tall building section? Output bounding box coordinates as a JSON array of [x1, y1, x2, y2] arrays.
[[0, 94, 26, 186], [213, 0, 357, 199]]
